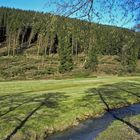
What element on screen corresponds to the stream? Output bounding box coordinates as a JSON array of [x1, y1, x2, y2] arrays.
[[47, 104, 140, 140]]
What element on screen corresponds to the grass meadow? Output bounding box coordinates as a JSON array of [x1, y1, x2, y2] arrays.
[[0, 76, 140, 139]]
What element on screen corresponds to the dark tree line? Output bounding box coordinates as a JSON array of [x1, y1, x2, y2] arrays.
[[0, 7, 139, 73]]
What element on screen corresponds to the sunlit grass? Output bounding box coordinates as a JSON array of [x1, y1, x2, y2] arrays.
[[0, 76, 140, 139]]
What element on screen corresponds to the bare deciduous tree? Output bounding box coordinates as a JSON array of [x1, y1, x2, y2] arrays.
[[47, 0, 140, 27]]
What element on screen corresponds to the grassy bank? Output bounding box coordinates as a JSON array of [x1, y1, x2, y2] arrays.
[[96, 115, 140, 140], [0, 76, 140, 139]]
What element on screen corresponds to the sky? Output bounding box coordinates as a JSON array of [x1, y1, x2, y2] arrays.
[[0, 0, 47, 11], [0, 0, 139, 29]]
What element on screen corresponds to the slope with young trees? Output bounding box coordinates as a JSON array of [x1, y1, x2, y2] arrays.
[[0, 7, 139, 78]]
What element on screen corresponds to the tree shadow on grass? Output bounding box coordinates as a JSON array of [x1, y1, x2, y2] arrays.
[[0, 91, 32, 102], [108, 82, 140, 99], [85, 81, 140, 135], [0, 91, 37, 117], [1, 92, 69, 140]]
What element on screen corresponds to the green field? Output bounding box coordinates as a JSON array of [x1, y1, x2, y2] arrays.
[[96, 115, 140, 140], [0, 76, 140, 140]]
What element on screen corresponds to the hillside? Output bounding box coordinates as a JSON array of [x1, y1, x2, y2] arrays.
[[0, 7, 139, 80]]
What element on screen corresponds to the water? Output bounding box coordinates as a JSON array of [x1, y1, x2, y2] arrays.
[[47, 104, 140, 140]]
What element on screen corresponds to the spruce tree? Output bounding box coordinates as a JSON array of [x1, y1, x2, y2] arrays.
[[58, 24, 73, 73], [84, 45, 98, 71], [121, 36, 138, 72], [84, 23, 98, 72]]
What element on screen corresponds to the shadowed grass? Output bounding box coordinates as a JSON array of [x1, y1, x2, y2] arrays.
[[96, 115, 140, 140], [0, 76, 140, 139]]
